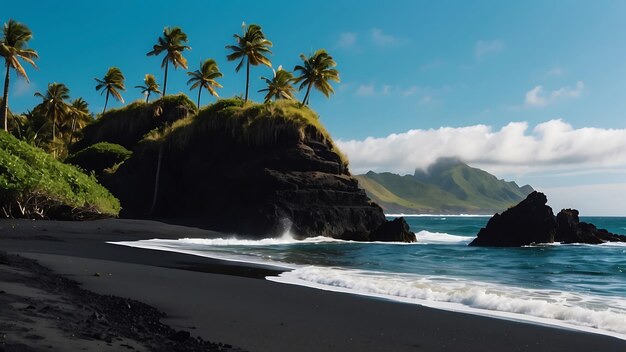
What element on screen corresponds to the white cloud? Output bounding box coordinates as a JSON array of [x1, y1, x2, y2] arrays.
[[402, 86, 418, 97], [354, 84, 423, 98], [525, 81, 584, 107], [552, 81, 584, 99], [419, 95, 433, 105], [336, 32, 357, 49], [13, 79, 35, 97], [337, 119, 626, 176], [353, 84, 393, 97], [475, 40, 505, 59], [355, 84, 376, 96], [547, 67, 564, 76], [525, 86, 547, 107], [371, 28, 399, 47]]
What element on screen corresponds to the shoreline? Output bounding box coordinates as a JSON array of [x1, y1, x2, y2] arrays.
[[2, 218, 626, 351]]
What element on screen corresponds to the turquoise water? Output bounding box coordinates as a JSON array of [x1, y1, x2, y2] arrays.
[[113, 216, 626, 339]]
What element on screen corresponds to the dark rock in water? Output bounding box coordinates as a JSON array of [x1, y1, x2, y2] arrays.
[[470, 192, 626, 247], [372, 217, 416, 242], [469, 191, 557, 247], [556, 209, 626, 244]]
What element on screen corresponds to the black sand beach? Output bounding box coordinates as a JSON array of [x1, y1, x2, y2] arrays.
[[1, 219, 625, 352]]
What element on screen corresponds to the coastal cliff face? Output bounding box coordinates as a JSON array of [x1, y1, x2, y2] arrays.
[[102, 99, 415, 242], [469, 191, 626, 246]]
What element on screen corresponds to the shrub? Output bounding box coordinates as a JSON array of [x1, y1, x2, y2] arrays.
[[0, 131, 120, 219], [65, 142, 132, 175]]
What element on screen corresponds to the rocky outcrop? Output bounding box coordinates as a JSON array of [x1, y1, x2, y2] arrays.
[[556, 209, 626, 244], [103, 101, 415, 243], [469, 192, 626, 247], [469, 191, 556, 247], [371, 217, 414, 242]]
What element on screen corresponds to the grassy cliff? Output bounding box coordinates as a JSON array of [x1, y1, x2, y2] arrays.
[[101, 98, 398, 240], [0, 131, 120, 219], [71, 94, 197, 152], [139, 98, 347, 165]]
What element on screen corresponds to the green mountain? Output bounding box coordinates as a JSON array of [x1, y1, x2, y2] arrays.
[[356, 158, 533, 214]]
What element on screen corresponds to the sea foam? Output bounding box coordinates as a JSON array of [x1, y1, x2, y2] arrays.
[[268, 266, 626, 339], [386, 214, 492, 218], [415, 230, 474, 244], [111, 227, 626, 340]]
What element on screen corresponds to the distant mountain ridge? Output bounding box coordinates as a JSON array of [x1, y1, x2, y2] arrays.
[[356, 158, 534, 214]]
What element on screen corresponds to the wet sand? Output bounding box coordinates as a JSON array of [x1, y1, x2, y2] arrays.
[[1, 218, 625, 351]]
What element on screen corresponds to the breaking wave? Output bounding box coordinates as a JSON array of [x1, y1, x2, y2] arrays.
[[269, 266, 626, 340]]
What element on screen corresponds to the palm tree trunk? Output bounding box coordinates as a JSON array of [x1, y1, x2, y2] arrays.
[[103, 90, 110, 114], [302, 82, 313, 105], [162, 61, 169, 97], [2, 64, 10, 132], [52, 116, 57, 159], [197, 87, 202, 108], [150, 144, 164, 215], [146, 91, 150, 104], [52, 117, 56, 144], [68, 116, 77, 146], [244, 59, 250, 102]]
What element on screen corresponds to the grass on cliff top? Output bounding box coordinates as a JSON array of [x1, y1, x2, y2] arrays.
[[142, 98, 348, 166], [0, 131, 120, 218], [65, 142, 132, 175], [74, 94, 197, 151]]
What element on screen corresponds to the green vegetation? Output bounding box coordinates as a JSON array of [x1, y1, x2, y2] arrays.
[[357, 159, 533, 214], [135, 74, 161, 103], [186, 59, 223, 108], [73, 94, 196, 152], [0, 131, 120, 219], [294, 49, 340, 105], [226, 23, 273, 102], [258, 67, 297, 103], [34, 83, 71, 147], [14, 85, 95, 159], [1, 19, 38, 131], [67, 98, 91, 146], [1, 19, 343, 221], [95, 67, 126, 114], [139, 98, 347, 166], [66, 142, 131, 175], [147, 26, 190, 96]]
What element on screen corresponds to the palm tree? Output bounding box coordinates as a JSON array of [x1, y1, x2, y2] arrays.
[[146, 26, 190, 96], [0, 19, 38, 132], [135, 74, 161, 103], [95, 67, 125, 114], [294, 49, 340, 105], [67, 98, 91, 146], [186, 59, 223, 108], [226, 22, 272, 102], [258, 66, 296, 103], [33, 83, 71, 146]]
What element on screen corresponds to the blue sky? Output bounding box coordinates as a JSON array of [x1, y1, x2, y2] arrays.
[[4, 1, 626, 214]]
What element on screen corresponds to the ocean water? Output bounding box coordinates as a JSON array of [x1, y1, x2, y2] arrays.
[[111, 216, 626, 340]]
